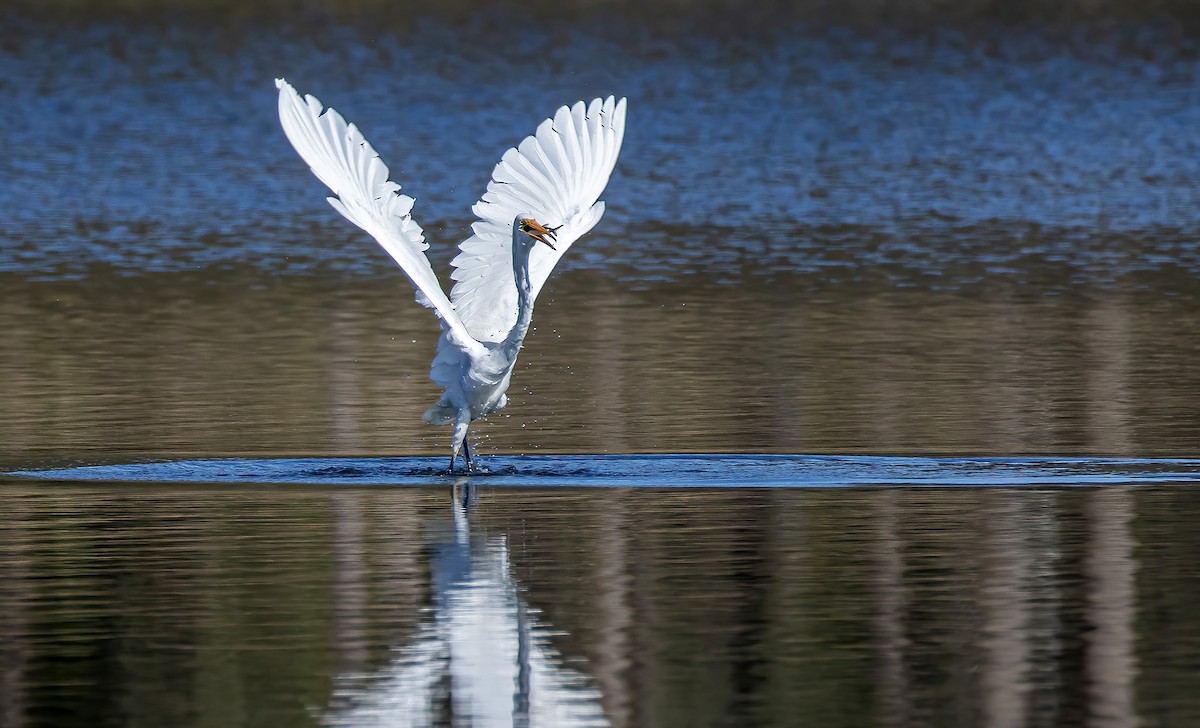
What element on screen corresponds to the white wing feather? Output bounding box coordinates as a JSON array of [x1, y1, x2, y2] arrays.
[[449, 97, 627, 342], [276, 79, 481, 353]]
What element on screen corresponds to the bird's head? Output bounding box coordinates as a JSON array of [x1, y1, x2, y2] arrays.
[[515, 216, 560, 251]]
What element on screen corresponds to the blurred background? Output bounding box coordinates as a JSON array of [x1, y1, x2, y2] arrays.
[[12, 0, 1200, 29], [3, 0, 1200, 461]]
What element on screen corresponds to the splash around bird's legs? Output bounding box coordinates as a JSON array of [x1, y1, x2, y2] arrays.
[[447, 442, 475, 473]]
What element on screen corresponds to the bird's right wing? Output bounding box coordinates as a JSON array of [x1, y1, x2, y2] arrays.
[[449, 97, 626, 343], [276, 79, 481, 352]]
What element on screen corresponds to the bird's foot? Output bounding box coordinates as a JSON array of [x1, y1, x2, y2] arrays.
[[447, 442, 477, 474]]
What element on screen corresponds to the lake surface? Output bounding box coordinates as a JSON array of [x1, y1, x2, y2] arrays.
[[3, 9, 1200, 727], [3, 477, 1200, 727]]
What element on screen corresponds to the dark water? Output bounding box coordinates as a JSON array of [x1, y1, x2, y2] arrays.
[[3, 480, 1200, 727], [4, 10, 1200, 727]]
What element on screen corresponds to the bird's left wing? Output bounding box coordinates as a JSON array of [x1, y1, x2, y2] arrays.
[[449, 97, 627, 343], [276, 79, 480, 351]]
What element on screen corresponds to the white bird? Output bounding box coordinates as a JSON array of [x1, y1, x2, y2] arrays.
[[276, 79, 626, 471]]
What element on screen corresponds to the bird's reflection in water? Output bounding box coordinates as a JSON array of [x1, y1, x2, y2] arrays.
[[326, 482, 608, 727]]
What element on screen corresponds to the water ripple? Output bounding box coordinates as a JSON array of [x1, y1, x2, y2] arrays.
[[3, 21, 1200, 289], [10, 454, 1200, 487]]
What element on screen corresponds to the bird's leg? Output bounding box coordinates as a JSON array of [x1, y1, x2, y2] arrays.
[[463, 439, 474, 472], [449, 409, 471, 473], [452, 479, 472, 512]]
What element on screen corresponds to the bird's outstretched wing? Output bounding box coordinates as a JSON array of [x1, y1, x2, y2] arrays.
[[276, 79, 481, 351], [449, 97, 627, 343]]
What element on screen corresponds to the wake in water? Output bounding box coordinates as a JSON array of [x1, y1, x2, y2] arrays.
[[9, 454, 1200, 488]]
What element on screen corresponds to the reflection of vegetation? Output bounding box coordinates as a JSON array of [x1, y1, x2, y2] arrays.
[[14, 489, 339, 727], [479, 487, 1199, 726], [2, 474, 1199, 724], [2, 268, 1199, 463], [1134, 488, 1200, 726], [3, 485, 433, 727]]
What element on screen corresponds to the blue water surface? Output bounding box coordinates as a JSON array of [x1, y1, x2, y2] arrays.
[[11, 454, 1200, 487], [3, 21, 1200, 286]]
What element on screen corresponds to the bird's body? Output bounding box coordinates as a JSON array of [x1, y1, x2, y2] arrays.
[[275, 79, 626, 470]]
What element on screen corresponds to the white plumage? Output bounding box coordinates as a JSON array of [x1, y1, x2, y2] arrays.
[[276, 79, 626, 470]]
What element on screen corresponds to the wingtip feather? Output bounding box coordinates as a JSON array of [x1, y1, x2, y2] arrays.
[[276, 78, 480, 349]]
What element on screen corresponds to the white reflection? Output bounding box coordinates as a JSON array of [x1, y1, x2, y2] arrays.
[[326, 484, 608, 727]]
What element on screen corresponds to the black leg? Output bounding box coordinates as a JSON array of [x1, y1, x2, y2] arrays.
[[463, 439, 474, 472]]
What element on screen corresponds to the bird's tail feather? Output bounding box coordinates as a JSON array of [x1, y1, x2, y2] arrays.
[[423, 398, 457, 425]]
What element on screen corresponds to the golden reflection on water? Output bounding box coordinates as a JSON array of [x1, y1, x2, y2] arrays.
[[2, 268, 1199, 463]]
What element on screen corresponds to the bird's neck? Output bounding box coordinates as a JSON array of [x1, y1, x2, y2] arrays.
[[501, 241, 535, 359]]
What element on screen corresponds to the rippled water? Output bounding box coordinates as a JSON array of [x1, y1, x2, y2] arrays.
[[3, 18, 1200, 286], [4, 8, 1200, 727], [13, 454, 1200, 486], [2, 480, 1200, 726]]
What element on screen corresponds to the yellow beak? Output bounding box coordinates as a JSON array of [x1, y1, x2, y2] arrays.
[[523, 219, 560, 250]]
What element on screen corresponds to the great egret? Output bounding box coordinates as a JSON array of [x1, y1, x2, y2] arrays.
[[276, 80, 627, 471]]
